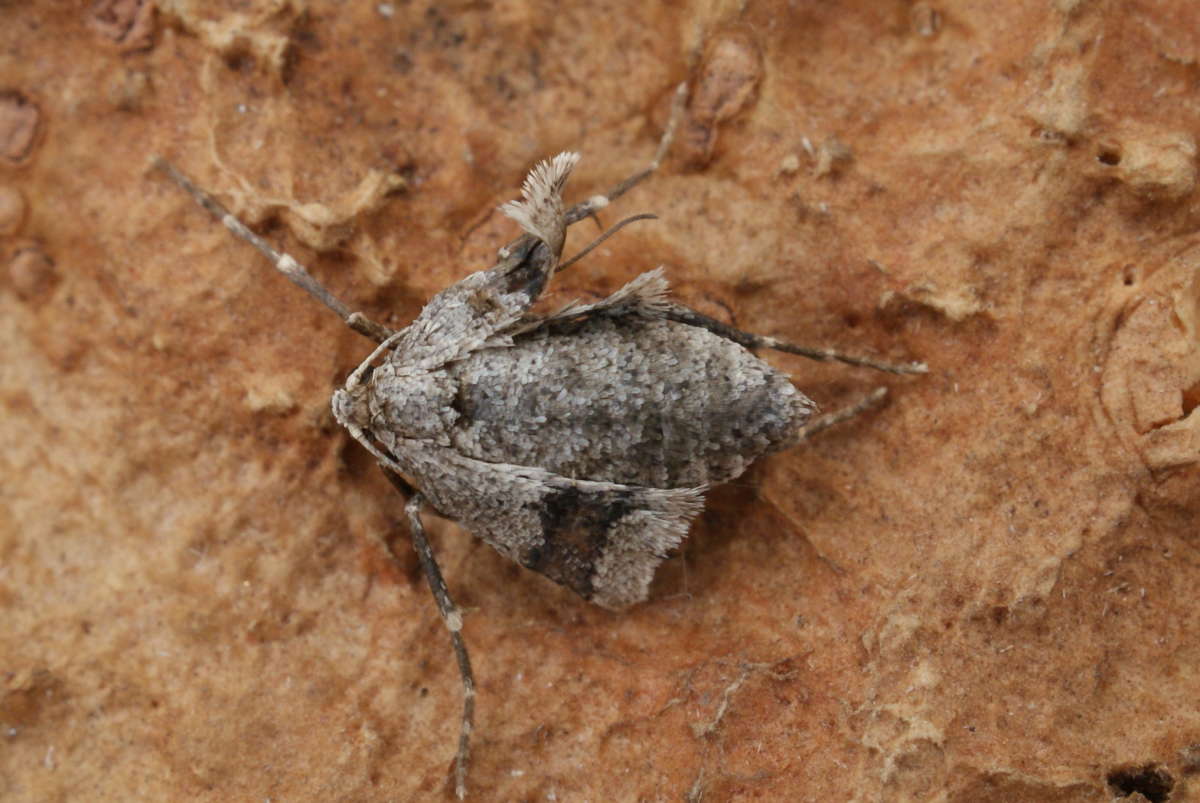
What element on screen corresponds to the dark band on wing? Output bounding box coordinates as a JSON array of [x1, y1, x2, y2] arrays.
[[523, 486, 635, 598]]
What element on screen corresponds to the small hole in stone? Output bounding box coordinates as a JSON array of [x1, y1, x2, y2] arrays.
[[1182, 380, 1200, 417], [223, 50, 256, 73], [1097, 148, 1122, 166], [842, 311, 861, 329], [1106, 763, 1174, 802], [1123, 267, 1136, 286]]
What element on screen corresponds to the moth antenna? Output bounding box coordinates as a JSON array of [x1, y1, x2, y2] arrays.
[[499, 151, 580, 257], [151, 156, 394, 344], [556, 213, 658, 273]]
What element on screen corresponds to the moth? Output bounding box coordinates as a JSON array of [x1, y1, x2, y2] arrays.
[[154, 84, 924, 798]]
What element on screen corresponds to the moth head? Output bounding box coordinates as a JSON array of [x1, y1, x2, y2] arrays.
[[331, 385, 369, 431], [499, 151, 580, 259]]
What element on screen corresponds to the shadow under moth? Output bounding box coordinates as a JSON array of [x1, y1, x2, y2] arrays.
[[154, 83, 924, 799]]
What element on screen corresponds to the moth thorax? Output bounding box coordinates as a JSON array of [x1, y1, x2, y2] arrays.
[[370, 367, 459, 441]]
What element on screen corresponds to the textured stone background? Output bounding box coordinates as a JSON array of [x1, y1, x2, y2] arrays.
[[3, 1, 1199, 800]]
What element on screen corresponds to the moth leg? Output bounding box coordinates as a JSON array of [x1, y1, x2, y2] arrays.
[[662, 305, 928, 375], [152, 157, 394, 344], [797, 387, 889, 442], [563, 81, 689, 226], [380, 469, 475, 801]]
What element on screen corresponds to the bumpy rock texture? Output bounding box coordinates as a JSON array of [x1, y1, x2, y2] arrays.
[[3, 2, 1199, 801]]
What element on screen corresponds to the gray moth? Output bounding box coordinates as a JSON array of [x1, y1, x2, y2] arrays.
[[154, 83, 924, 799]]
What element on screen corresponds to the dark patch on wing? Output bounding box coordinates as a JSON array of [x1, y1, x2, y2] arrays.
[[523, 486, 634, 598], [499, 237, 552, 299]]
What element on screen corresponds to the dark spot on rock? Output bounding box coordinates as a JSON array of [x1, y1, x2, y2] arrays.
[[1106, 764, 1173, 802]]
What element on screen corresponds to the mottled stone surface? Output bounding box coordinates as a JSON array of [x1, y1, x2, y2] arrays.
[[2, 2, 1198, 800]]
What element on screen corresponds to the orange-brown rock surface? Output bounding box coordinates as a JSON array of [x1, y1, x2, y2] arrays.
[[3, 2, 1198, 801]]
